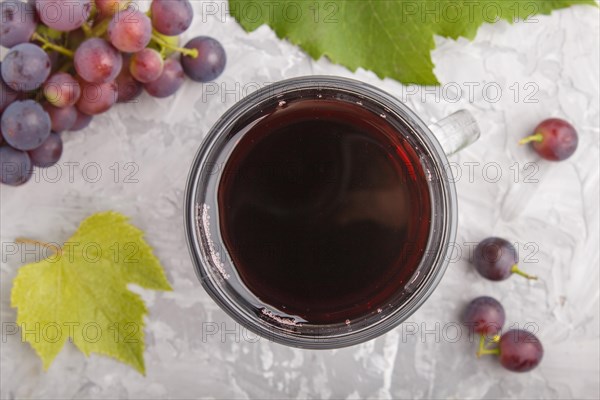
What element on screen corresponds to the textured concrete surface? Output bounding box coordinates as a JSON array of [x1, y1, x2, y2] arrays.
[[1, 1, 599, 399]]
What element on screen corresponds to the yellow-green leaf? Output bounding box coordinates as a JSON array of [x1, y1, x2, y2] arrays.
[[10, 211, 172, 374]]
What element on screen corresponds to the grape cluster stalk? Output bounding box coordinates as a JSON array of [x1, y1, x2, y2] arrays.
[[1, 0, 227, 186]]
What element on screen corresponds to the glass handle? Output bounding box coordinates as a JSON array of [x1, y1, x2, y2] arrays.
[[428, 110, 481, 156]]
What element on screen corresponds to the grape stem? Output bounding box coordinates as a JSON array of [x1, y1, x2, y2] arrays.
[[511, 264, 538, 280], [478, 347, 501, 357], [519, 133, 544, 145], [476, 335, 501, 357], [34, 89, 45, 103], [88, 5, 98, 21], [58, 61, 74, 73], [151, 33, 198, 58], [80, 22, 93, 38], [15, 238, 62, 256], [31, 33, 74, 58]]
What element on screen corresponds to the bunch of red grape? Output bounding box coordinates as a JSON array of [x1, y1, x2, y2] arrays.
[[0, 0, 226, 186]]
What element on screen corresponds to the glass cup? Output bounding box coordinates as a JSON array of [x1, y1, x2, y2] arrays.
[[184, 76, 480, 348]]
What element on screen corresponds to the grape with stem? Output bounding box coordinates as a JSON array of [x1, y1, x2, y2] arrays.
[[181, 36, 226, 82], [477, 329, 543, 373], [519, 118, 578, 161], [473, 237, 537, 281]]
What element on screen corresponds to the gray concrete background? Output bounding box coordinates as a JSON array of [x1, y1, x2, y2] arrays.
[[1, 1, 599, 399]]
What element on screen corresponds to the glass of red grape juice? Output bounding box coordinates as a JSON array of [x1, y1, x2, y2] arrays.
[[185, 76, 480, 348]]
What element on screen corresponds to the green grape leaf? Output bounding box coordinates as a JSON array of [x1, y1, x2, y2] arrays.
[[229, 0, 596, 85], [10, 212, 172, 374]]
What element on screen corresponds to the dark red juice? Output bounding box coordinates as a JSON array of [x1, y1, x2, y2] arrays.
[[218, 99, 431, 324]]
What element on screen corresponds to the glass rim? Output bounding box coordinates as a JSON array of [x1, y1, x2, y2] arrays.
[[184, 75, 458, 349]]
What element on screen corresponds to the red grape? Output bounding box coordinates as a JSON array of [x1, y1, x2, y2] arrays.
[[150, 0, 193, 36], [42, 103, 77, 132], [519, 118, 578, 161], [70, 109, 93, 131], [144, 58, 185, 98], [1, 64, 19, 113], [115, 55, 143, 103], [74, 38, 123, 84], [462, 296, 505, 336], [1, 100, 51, 150], [0, 1, 37, 48], [473, 237, 537, 281], [0, 145, 32, 186], [108, 8, 152, 53], [499, 329, 543, 372], [35, 0, 91, 32], [130, 48, 164, 83], [43, 72, 81, 108], [28, 132, 63, 167], [1, 43, 51, 91], [77, 81, 118, 115], [181, 36, 226, 82], [95, 0, 130, 17]]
